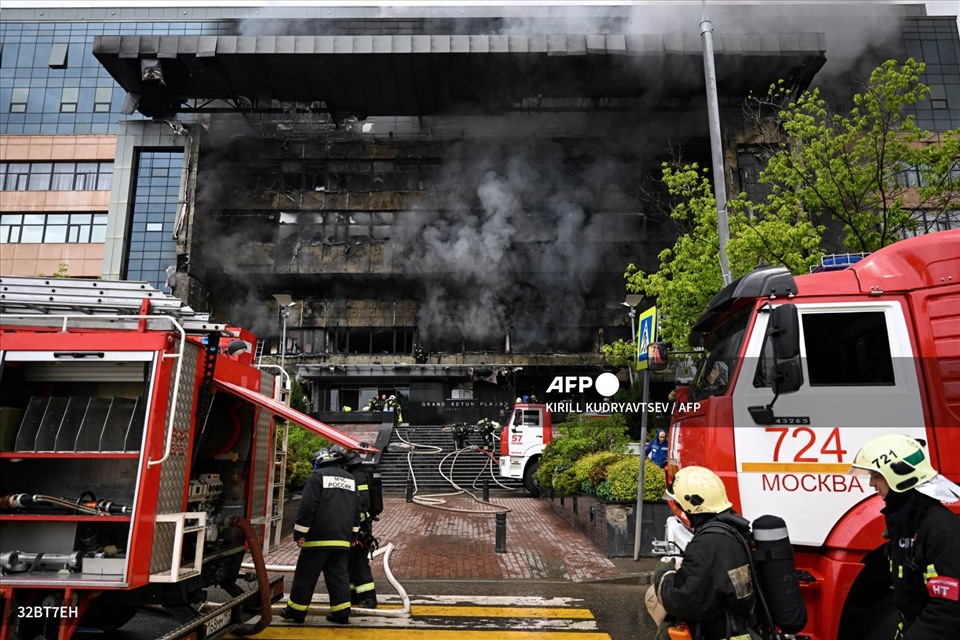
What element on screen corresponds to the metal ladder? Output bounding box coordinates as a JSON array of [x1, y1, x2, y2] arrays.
[[0, 275, 226, 334]]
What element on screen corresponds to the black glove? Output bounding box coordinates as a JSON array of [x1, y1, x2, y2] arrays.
[[653, 558, 678, 593]]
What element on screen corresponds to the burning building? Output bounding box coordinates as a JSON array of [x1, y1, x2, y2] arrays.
[[2, 2, 958, 422]]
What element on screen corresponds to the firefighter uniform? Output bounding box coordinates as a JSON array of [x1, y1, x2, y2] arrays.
[[346, 458, 384, 608], [654, 511, 758, 639], [654, 467, 759, 640], [850, 434, 960, 640], [884, 496, 960, 638], [282, 454, 359, 624], [452, 423, 470, 450]]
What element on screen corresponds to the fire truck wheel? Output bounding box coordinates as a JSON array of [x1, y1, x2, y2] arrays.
[[523, 460, 541, 497]]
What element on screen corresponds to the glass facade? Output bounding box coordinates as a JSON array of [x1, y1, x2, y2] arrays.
[[0, 20, 224, 135], [902, 18, 960, 130], [124, 151, 181, 289]]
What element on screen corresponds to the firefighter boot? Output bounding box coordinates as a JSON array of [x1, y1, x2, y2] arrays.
[[279, 606, 306, 624], [326, 613, 349, 625]]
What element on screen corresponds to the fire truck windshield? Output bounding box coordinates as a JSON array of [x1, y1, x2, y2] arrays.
[[692, 306, 752, 401]]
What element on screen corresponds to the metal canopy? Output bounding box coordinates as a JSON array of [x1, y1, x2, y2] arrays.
[[93, 32, 826, 118]]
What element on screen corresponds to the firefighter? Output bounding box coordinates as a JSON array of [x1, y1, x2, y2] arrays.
[[653, 466, 758, 640], [343, 447, 384, 609], [280, 446, 360, 625], [475, 418, 498, 452], [451, 423, 470, 450], [850, 434, 960, 639]]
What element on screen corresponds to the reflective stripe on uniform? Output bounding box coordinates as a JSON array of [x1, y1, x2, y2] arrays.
[[358, 484, 369, 491], [354, 581, 376, 593], [924, 564, 939, 582], [302, 540, 351, 548], [286, 599, 309, 611], [330, 601, 351, 612], [898, 565, 904, 579], [293, 524, 310, 533], [752, 527, 788, 542]]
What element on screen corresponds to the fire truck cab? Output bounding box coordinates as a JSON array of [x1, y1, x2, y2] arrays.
[[498, 404, 553, 496], [659, 230, 960, 640]]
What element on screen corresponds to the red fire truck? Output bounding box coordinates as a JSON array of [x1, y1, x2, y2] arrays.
[[655, 230, 960, 640], [498, 403, 553, 496], [0, 276, 375, 640]]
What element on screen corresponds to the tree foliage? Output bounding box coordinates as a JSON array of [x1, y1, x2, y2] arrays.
[[625, 59, 959, 348], [754, 59, 959, 252]]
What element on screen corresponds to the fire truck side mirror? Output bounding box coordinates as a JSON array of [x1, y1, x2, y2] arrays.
[[647, 342, 669, 371], [770, 303, 800, 360]]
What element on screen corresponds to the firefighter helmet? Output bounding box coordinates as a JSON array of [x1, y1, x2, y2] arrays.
[[851, 434, 960, 501], [666, 466, 733, 514], [313, 446, 346, 468], [342, 448, 363, 470]]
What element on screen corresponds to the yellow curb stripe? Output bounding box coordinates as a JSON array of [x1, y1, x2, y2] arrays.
[[275, 603, 591, 619], [233, 629, 611, 639], [412, 605, 594, 619]]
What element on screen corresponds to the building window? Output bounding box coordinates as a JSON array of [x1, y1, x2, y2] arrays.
[[0, 162, 113, 191], [94, 88, 113, 113], [901, 210, 960, 238], [48, 42, 68, 68], [0, 212, 107, 244], [10, 88, 29, 113], [2, 163, 30, 190], [60, 88, 79, 113]]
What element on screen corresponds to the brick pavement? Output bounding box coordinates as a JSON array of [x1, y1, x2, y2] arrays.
[[262, 494, 645, 583]]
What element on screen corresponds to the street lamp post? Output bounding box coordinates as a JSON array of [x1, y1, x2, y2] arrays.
[[272, 294, 296, 370], [622, 295, 644, 388]]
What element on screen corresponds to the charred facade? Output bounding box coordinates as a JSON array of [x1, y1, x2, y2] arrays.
[[65, 3, 958, 421]]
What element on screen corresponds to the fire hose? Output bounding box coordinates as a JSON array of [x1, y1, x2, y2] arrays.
[[239, 542, 411, 618], [229, 516, 272, 635], [1, 493, 132, 516]]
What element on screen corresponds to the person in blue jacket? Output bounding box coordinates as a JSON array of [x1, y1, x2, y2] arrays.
[[645, 429, 669, 468]]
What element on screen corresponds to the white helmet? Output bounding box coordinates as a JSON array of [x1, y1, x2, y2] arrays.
[[851, 434, 960, 502], [666, 466, 733, 514]]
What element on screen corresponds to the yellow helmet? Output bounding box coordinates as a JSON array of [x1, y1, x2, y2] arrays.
[[851, 434, 937, 493], [666, 466, 733, 514]]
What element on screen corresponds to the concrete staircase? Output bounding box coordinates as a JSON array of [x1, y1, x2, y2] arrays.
[[378, 424, 525, 494]]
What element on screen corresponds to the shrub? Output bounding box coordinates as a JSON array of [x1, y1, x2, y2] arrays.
[[570, 451, 624, 494], [536, 413, 631, 495], [605, 456, 666, 502], [552, 467, 581, 496], [287, 460, 314, 491]]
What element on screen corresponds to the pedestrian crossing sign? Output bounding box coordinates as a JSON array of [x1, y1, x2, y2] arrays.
[[636, 307, 658, 370]]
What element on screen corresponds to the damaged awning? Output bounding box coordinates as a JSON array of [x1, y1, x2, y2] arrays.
[[93, 32, 826, 118], [213, 377, 378, 453]]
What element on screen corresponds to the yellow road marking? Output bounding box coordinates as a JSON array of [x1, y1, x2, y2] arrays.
[[741, 462, 851, 473], [234, 630, 611, 640], [411, 605, 593, 619], [270, 604, 592, 619]]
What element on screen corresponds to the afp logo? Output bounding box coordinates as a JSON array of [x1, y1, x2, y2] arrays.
[[546, 373, 620, 397]]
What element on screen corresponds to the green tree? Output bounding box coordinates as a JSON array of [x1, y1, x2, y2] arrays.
[[283, 378, 329, 491], [753, 58, 959, 252], [624, 58, 958, 348]]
